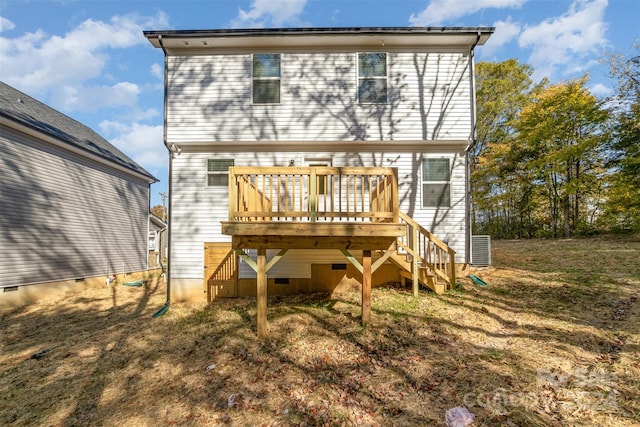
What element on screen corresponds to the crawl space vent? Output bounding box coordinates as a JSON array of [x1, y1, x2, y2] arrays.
[[471, 235, 492, 266]]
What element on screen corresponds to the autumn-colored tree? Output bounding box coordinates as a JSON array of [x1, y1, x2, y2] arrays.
[[473, 60, 611, 238], [151, 204, 167, 221], [472, 60, 542, 238], [515, 76, 609, 237]]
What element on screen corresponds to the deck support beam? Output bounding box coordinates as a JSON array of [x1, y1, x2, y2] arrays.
[[362, 250, 372, 325], [236, 248, 288, 338], [257, 248, 267, 338], [340, 249, 363, 274], [372, 244, 395, 272], [339, 247, 393, 326], [341, 245, 393, 274]]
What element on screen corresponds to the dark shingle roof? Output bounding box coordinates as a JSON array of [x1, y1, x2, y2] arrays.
[[0, 81, 156, 182]]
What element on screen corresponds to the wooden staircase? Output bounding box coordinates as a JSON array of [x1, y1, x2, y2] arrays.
[[214, 166, 456, 298], [390, 212, 457, 295], [209, 211, 457, 298]]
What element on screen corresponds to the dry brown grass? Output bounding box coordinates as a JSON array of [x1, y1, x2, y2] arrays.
[[1, 236, 639, 426]]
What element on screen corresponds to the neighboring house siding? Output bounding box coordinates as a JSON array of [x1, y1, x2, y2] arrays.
[[0, 127, 150, 286], [166, 52, 471, 143], [171, 150, 466, 281]]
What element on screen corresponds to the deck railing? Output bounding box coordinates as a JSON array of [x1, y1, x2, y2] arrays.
[[228, 166, 399, 223]]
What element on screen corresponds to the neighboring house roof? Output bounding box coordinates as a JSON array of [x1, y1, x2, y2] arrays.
[[144, 26, 494, 51], [149, 214, 167, 230], [0, 81, 157, 183]]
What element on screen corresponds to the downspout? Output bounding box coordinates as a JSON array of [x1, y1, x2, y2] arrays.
[[153, 34, 172, 317], [465, 31, 482, 266], [157, 226, 167, 273]]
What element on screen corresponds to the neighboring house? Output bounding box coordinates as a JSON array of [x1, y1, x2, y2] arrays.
[[149, 214, 167, 269], [0, 82, 157, 306], [144, 27, 493, 314]]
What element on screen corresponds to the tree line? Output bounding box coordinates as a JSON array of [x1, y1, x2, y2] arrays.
[[472, 42, 639, 239]]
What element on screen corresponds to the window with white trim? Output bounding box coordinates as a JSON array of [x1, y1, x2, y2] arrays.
[[422, 158, 451, 208], [358, 52, 388, 104], [252, 54, 281, 104], [148, 231, 157, 251], [207, 159, 234, 187]]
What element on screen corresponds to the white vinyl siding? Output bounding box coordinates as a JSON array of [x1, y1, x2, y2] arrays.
[[0, 127, 150, 287], [170, 150, 466, 280], [166, 51, 471, 143]]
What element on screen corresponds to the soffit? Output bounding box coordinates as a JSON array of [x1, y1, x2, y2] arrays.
[[145, 28, 494, 53]]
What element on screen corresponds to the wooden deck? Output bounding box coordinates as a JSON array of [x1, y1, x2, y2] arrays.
[[220, 166, 454, 337]]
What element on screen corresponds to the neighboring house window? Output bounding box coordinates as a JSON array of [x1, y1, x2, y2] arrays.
[[358, 52, 388, 104], [422, 158, 451, 208], [207, 159, 234, 187], [148, 232, 157, 251], [253, 54, 281, 104]]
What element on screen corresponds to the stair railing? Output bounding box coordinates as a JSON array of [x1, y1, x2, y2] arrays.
[[397, 211, 456, 292]]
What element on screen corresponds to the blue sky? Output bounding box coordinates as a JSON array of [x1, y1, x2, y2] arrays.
[[1, 0, 638, 208]]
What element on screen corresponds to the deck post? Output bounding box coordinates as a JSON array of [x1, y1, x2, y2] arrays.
[[412, 227, 419, 297], [362, 250, 372, 325], [309, 168, 317, 222], [257, 248, 267, 338], [448, 247, 456, 289]]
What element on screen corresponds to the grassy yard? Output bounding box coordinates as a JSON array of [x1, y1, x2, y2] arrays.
[[1, 236, 639, 426]]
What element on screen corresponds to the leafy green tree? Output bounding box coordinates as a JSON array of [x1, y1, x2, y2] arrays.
[[516, 77, 609, 237], [600, 41, 640, 231], [472, 60, 541, 238], [473, 59, 537, 159]]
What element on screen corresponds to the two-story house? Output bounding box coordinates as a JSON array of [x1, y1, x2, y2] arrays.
[[144, 27, 493, 334]]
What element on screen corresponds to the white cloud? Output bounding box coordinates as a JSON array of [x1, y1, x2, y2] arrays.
[[0, 12, 168, 103], [132, 108, 160, 122], [230, 0, 308, 28], [151, 63, 163, 80], [564, 59, 600, 76], [50, 82, 141, 112], [0, 16, 15, 32], [519, 0, 609, 80], [590, 83, 613, 97], [331, 9, 340, 24], [101, 121, 165, 171], [409, 0, 527, 26], [480, 18, 521, 57]]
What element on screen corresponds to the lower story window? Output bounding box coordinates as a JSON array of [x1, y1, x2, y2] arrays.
[[422, 158, 451, 208], [148, 232, 157, 250], [207, 159, 234, 187]]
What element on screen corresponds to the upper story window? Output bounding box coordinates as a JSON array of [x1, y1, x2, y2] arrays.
[[358, 52, 388, 104], [252, 54, 281, 104], [422, 158, 451, 208], [207, 159, 234, 187]]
